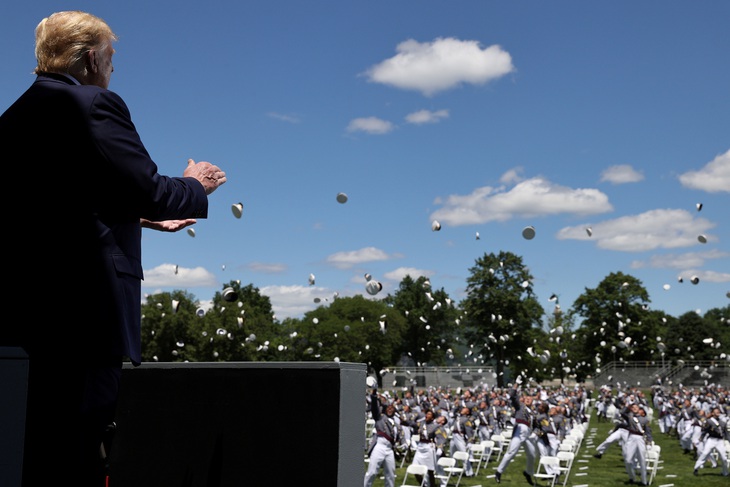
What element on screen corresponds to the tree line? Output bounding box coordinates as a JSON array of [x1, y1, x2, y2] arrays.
[[141, 251, 730, 388]]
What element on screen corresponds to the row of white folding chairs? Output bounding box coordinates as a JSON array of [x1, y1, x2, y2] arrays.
[[534, 450, 576, 487]]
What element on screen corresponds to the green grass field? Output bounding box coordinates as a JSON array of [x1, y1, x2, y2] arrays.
[[366, 410, 729, 486]]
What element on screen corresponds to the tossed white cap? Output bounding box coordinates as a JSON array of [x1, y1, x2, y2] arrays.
[[187, 228, 196, 237], [366, 279, 383, 296], [432, 220, 441, 231], [698, 234, 707, 244], [231, 202, 243, 219], [222, 287, 238, 302], [366, 376, 377, 388], [336, 192, 348, 204], [522, 225, 536, 240]]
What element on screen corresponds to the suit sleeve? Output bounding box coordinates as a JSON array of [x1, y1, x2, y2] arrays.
[[89, 89, 208, 221]]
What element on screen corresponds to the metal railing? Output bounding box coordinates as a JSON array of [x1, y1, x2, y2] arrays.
[[593, 360, 729, 388], [381, 365, 496, 390], [377, 360, 730, 391]]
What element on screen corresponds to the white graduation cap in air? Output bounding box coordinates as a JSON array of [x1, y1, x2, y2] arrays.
[[336, 192, 348, 204], [222, 287, 238, 302], [231, 202, 243, 219], [522, 225, 536, 240], [366, 279, 383, 296], [431, 220, 441, 231], [308, 273, 315, 285]]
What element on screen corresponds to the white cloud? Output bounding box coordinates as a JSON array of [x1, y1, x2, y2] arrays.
[[326, 246, 394, 269], [383, 267, 434, 282], [247, 261, 287, 273], [500, 168, 524, 184], [260, 284, 325, 321], [557, 209, 716, 252], [693, 269, 730, 283], [346, 116, 395, 134], [630, 249, 729, 269], [405, 109, 449, 125], [678, 149, 730, 193], [599, 164, 644, 184], [267, 112, 300, 123], [431, 177, 612, 226], [142, 263, 218, 287], [363, 37, 514, 97]]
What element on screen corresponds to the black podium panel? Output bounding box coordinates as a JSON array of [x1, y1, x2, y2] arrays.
[[0, 347, 28, 487], [109, 361, 365, 487]]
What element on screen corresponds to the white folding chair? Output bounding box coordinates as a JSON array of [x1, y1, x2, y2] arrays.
[[434, 456, 456, 486], [450, 451, 470, 487], [401, 463, 428, 487], [365, 418, 376, 440], [533, 455, 560, 487], [481, 439, 495, 466], [468, 442, 487, 475], [646, 448, 660, 485], [559, 438, 577, 453], [491, 433, 507, 463], [556, 450, 574, 486]]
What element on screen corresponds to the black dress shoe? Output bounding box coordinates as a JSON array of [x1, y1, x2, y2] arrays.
[[694, 468, 699, 476], [593, 453, 602, 459], [495, 471, 501, 483], [523, 471, 534, 486]]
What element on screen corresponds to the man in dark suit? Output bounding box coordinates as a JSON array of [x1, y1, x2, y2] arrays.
[[0, 11, 227, 486]]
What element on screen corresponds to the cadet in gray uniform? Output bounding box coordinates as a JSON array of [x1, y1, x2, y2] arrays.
[[364, 390, 407, 487], [411, 410, 448, 487], [621, 403, 652, 486], [449, 406, 476, 477], [495, 383, 538, 485], [693, 407, 729, 477]]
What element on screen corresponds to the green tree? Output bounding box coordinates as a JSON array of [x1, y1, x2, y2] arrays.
[[460, 251, 545, 387], [292, 295, 406, 387], [570, 272, 653, 375], [382, 275, 459, 367], [141, 290, 201, 362], [140, 282, 282, 362], [664, 306, 729, 363], [543, 303, 578, 384]]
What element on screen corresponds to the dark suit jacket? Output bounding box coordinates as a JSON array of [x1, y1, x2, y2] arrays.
[[0, 73, 209, 365]]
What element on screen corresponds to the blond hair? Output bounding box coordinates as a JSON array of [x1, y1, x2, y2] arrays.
[[33, 11, 117, 75]]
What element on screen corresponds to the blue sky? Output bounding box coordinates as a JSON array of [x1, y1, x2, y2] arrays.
[[2, 1, 728, 322]]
